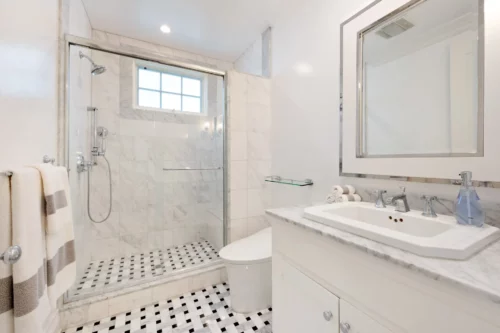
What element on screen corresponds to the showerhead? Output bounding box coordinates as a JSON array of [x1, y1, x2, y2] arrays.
[[79, 51, 107, 75], [91, 65, 106, 76]]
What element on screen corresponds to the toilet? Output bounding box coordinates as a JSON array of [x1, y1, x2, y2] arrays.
[[219, 227, 272, 313]]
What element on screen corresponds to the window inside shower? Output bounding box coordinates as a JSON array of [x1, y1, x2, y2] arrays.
[[66, 45, 226, 302], [136, 62, 206, 114]]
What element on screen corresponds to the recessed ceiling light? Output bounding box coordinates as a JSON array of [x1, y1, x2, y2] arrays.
[[160, 25, 171, 34]]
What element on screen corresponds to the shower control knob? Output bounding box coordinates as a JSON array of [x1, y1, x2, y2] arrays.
[[340, 322, 351, 333], [1, 245, 22, 264], [323, 311, 333, 321]]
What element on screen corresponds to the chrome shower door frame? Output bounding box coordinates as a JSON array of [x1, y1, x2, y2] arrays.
[[61, 35, 230, 300]]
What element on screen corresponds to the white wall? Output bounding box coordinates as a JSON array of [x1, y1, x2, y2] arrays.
[[0, 0, 60, 170], [270, 0, 500, 213]]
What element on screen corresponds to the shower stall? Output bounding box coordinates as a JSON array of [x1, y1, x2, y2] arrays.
[[66, 39, 226, 302]]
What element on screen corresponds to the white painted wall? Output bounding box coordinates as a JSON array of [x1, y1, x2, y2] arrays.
[[270, 0, 500, 208], [0, 0, 60, 170]]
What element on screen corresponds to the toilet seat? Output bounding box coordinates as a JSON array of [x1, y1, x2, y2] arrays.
[[219, 227, 271, 265]]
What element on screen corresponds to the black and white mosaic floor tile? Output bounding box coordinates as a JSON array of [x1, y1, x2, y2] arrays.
[[69, 240, 220, 298], [64, 283, 272, 333]]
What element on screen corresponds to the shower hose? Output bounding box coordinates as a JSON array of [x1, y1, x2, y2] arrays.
[[87, 155, 113, 223]]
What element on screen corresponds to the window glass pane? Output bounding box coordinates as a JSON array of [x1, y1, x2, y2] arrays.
[[138, 89, 160, 108], [182, 78, 201, 96], [182, 96, 201, 113], [162, 93, 182, 110], [138, 69, 160, 90], [162, 74, 181, 93]]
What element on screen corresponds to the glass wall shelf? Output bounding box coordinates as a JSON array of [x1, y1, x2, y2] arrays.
[[265, 176, 314, 187]]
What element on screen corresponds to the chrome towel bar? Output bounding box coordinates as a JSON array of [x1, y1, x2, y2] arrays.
[[1, 155, 56, 177]]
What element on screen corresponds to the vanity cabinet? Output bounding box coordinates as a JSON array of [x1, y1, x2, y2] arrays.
[[271, 215, 500, 333], [339, 300, 392, 333], [274, 252, 392, 333], [274, 253, 340, 333]]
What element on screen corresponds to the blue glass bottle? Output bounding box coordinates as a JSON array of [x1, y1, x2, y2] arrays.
[[455, 171, 485, 227]]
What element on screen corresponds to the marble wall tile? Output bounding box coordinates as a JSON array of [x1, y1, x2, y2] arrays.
[[90, 238, 120, 261], [230, 161, 248, 189], [147, 232, 164, 251], [247, 215, 271, 235], [230, 189, 248, 219], [108, 289, 152, 317], [230, 131, 248, 161], [119, 211, 148, 235], [248, 160, 271, 189], [88, 211, 120, 239], [247, 103, 272, 133], [120, 233, 148, 255], [248, 132, 272, 160], [247, 75, 271, 105], [247, 189, 266, 217], [150, 278, 190, 303], [229, 220, 248, 243]]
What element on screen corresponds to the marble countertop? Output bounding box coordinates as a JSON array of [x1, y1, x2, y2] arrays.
[[267, 206, 500, 304]]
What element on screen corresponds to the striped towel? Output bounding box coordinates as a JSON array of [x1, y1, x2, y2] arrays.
[[0, 166, 76, 333], [0, 173, 14, 332], [31, 164, 76, 306], [10, 168, 53, 333]]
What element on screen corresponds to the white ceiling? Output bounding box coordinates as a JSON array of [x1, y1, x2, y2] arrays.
[[82, 0, 285, 62]]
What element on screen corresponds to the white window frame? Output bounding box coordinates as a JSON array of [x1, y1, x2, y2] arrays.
[[133, 60, 208, 115]]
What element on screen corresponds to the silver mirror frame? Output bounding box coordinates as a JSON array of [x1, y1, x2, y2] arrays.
[[339, 0, 498, 188]]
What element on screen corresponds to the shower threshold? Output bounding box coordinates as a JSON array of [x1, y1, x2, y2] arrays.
[[67, 239, 220, 302]]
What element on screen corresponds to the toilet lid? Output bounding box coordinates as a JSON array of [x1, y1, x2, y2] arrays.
[[219, 227, 271, 264]]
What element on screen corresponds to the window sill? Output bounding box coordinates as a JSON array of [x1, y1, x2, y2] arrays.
[[132, 105, 207, 117]]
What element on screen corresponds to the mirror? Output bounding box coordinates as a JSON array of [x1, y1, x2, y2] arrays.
[[358, 0, 483, 158]]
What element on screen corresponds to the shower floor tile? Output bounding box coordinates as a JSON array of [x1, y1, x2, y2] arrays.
[[69, 240, 220, 299], [63, 282, 273, 333]]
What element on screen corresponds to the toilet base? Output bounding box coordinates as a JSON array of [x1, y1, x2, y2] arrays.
[[225, 260, 272, 313]]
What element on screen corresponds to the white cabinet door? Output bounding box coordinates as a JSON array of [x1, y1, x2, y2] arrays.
[[273, 253, 339, 333], [339, 300, 393, 333]]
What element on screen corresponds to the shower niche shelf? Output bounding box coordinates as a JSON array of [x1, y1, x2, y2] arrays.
[[265, 176, 313, 187]]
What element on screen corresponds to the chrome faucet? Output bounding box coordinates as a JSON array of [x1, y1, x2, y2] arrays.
[[390, 187, 410, 213]]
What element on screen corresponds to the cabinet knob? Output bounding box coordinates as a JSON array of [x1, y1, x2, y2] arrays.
[[323, 311, 333, 321], [340, 322, 351, 333]]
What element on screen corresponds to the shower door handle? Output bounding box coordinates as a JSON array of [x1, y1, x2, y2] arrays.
[[1, 245, 22, 264]]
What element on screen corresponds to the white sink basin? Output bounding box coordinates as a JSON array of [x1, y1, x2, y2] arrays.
[[304, 202, 500, 260]]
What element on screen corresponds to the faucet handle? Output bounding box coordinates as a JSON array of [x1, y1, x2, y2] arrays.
[[421, 195, 438, 218], [374, 190, 387, 208], [399, 186, 406, 194]]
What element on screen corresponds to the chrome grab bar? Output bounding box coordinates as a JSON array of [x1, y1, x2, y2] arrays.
[[1, 245, 22, 264]]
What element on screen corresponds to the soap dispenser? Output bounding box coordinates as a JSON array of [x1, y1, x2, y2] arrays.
[[455, 171, 485, 227]]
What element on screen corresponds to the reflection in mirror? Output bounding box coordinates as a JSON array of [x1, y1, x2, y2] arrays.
[[359, 0, 483, 157]]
